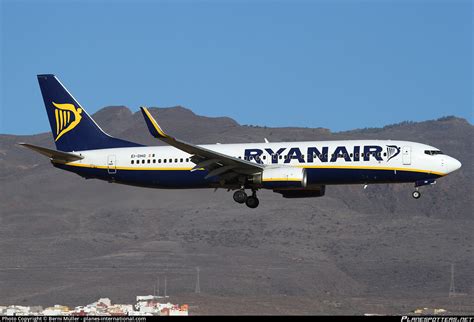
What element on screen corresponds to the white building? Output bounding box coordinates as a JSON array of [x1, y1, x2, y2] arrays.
[[1, 296, 188, 316]]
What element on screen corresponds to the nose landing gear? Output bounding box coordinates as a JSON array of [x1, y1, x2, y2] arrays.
[[412, 190, 421, 199], [412, 179, 436, 199]]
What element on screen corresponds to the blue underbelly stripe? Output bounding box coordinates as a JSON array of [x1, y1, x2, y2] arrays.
[[55, 164, 441, 188]]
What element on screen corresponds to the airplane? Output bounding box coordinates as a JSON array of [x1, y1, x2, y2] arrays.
[[20, 74, 462, 209]]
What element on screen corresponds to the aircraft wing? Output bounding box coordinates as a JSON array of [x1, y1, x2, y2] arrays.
[[140, 107, 264, 179], [19, 143, 84, 162]]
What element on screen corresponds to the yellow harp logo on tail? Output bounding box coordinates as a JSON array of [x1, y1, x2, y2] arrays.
[[52, 102, 83, 141]]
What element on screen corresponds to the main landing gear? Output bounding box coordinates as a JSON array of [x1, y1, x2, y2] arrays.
[[233, 190, 247, 203], [232, 189, 259, 208]]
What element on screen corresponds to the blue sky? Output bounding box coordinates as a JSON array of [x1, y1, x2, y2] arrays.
[[1, 0, 472, 135]]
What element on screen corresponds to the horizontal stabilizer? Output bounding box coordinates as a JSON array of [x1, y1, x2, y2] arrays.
[[19, 143, 84, 162]]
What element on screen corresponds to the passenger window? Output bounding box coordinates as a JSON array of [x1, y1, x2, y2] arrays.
[[175, 158, 178, 163], [163, 159, 167, 163], [131, 160, 134, 164], [147, 159, 150, 164], [186, 158, 189, 162], [142, 159, 145, 164], [180, 158, 183, 162], [158, 159, 161, 163], [153, 159, 156, 163], [169, 159, 172, 163]]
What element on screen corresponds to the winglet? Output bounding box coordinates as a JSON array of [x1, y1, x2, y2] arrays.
[[140, 107, 170, 139]]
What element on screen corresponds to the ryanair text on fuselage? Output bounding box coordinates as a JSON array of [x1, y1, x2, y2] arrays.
[[244, 145, 400, 164]]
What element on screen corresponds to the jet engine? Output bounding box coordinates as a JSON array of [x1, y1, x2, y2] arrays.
[[250, 167, 307, 189]]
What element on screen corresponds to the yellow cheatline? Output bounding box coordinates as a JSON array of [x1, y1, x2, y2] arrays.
[[262, 178, 302, 182], [300, 165, 444, 176], [54, 161, 197, 171], [53, 161, 444, 176]]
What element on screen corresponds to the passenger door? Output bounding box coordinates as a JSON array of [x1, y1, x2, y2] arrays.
[[402, 146, 411, 165], [107, 155, 117, 174]]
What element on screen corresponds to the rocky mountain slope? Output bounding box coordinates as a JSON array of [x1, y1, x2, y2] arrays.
[[0, 107, 472, 314]]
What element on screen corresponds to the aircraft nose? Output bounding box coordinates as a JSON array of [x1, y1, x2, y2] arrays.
[[445, 156, 462, 173]]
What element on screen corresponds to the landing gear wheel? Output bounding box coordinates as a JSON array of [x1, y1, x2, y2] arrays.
[[245, 196, 259, 209], [233, 190, 247, 204], [412, 190, 421, 199]]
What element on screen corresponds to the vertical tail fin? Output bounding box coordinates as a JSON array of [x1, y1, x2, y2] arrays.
[[37, 74, 142, 151]]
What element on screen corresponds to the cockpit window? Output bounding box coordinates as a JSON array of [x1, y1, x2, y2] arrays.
[[424, 150, 443, 156]]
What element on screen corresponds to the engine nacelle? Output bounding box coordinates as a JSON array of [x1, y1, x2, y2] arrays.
[[251, 167, 307, 189]]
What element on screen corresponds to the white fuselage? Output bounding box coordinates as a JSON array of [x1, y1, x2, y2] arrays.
[[55, 139, 461, 189]]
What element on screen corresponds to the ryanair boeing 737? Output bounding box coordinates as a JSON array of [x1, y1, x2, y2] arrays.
[[21, 75, 462, 208]]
